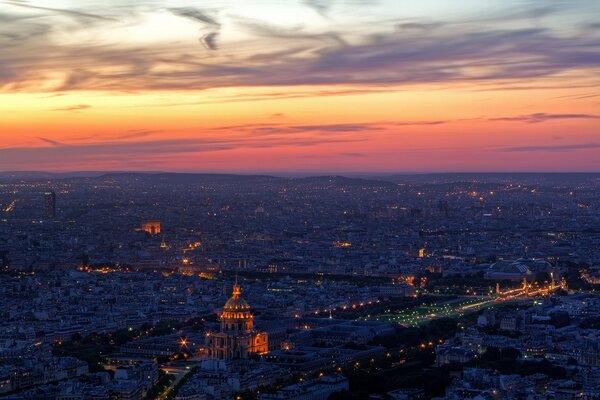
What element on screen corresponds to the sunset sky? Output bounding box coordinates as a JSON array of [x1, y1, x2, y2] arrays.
[[1, 0, 599, 173]]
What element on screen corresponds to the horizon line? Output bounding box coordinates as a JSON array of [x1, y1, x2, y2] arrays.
[[2, 170, 600, 177]]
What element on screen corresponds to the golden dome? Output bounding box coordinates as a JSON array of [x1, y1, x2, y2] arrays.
[[223, 283, 250, 310]]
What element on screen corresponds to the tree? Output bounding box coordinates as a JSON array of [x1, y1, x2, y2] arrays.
[[481, 346, 502, 361], [534, 272, 551, 284], [328, 391, 366, 400], [550, 312, 571, 328], [500, 347, 521, 360]]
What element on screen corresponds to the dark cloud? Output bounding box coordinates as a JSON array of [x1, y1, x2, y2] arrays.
[[169, 7, 220, 27], [490, 113, 600, 123], [169, 7, 220, 51], [35, 137, 66, 146], [146, 26, 599, 90], [200, 32, 219, 50]]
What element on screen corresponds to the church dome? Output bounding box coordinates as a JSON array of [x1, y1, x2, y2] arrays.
[[223, 283, 250, 310]]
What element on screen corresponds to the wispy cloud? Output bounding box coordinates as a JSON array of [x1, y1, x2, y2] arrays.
[[235, 17, 347, 46], [114, 129, 161, 140], [210, 120, 448, 136], [500, 143, 600, 152], [4, 1, 116, 22], [2, 1, 598, 92], [170, 7, 221, 50], [303, 0, 331, 17], [0, 129, 365, 168], [200, 32, 219, 50], [246, 123, 383, 136], [51, 104, 91, 112], [490, 113, 600, 123], [339, 152, 366, 157], [390, 120, 449, 126], [35, 137, 67, 146], [169, 7, 220, 27]]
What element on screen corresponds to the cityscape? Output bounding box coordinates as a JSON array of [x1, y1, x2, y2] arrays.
[[1, 0, 600, 399], [1, 172, 600, 399]]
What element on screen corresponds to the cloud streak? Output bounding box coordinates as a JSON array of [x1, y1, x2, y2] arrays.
[[500, 143, 600, 152], [51, 104, 91, 112], [4, 1, 116, 22], [0, 125, 367, 168], [35, 137, 67, 147], [211, 120, 448, 136], [169, 7, 220, 27], [490, 113, 600, 123], [170, 7, 221, 50]]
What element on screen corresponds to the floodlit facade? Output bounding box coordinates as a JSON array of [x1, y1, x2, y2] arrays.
[[206, 282, 268, 360]]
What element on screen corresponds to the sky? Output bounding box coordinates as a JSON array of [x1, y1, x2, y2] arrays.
[[0, 0, 599, 174]]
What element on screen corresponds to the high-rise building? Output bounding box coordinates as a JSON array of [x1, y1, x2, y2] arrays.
[[44, 191, 56, 219], [206, 282, 268, 360]]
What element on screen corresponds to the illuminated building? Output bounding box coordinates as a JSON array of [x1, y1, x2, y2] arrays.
[[142, 220, 161, 236], [44, 191, 56, 219], [206, 281, 268, 360]]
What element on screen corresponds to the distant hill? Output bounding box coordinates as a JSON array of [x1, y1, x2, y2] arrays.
[[97, 172, 284, 185], [0, 171, 114, 180], [293, 175, 397, 188], [378, 173, 600, 185], [1, 171, 598, 186], [93, 173, 397, 188]]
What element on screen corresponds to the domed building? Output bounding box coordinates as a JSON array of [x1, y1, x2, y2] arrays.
[[484, 258, 554, 282], [205, 282, 268, 360]]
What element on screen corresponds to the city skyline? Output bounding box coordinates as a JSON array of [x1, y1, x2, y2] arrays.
[[2, 170, 600, 399], [1, 0, 600, 173]]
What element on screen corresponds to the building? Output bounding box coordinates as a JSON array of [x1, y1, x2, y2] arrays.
[[205, 282, 268, 360], [264, 345, 385, 373], [310, 320, 395, 346], [387, 388, 425, 400], [141, 220, 161, 236], [44, 191, 56, 219], [484, 260, 533, 282], [379, 283, 415, 298], [258, 374, 348, 400], [435, 344, 477, 367]]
